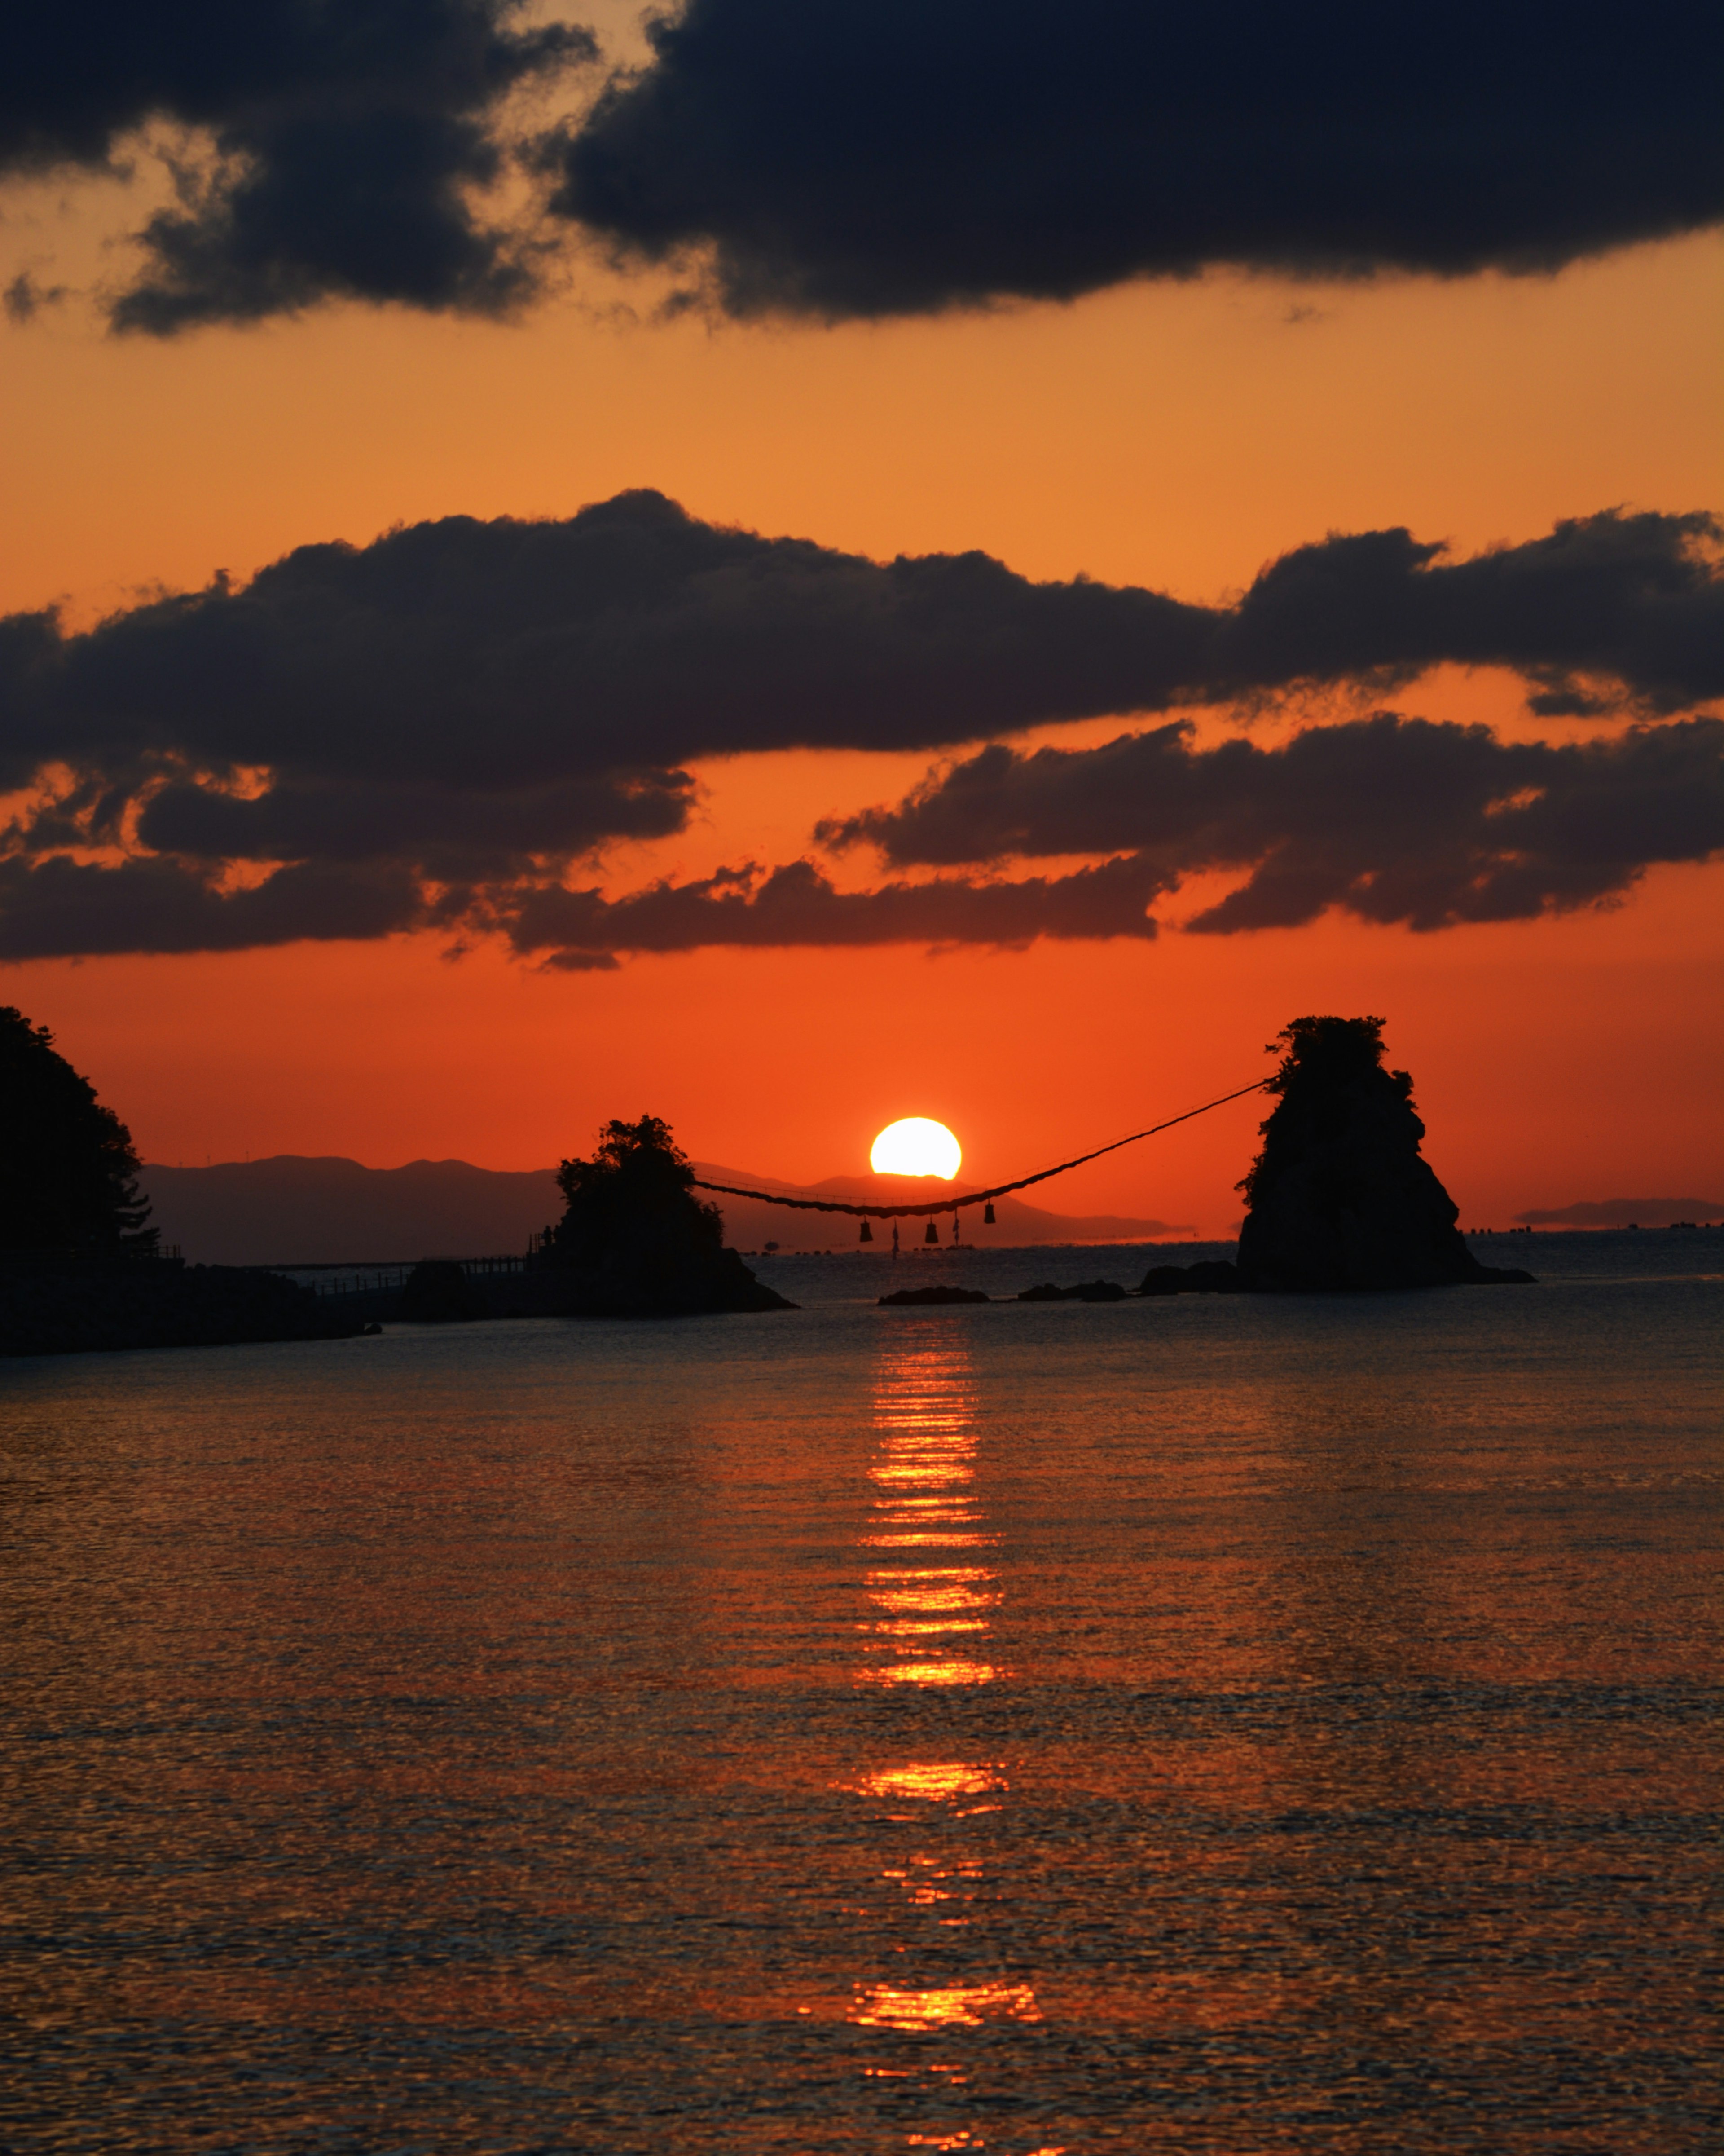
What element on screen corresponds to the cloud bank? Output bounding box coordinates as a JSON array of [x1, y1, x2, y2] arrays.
[[5, 2, 1719, 331], [554, 0, 1723, 319], [488, 855, 1168, 971], [825, 714, 1724, 933], [0, 491, 1718, 961]]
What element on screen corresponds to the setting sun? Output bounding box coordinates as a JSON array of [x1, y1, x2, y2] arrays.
[[871, 1119, 962, 1179]]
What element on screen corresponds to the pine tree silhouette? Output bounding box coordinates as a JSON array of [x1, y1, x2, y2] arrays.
[[0, 1008, 157, 1257]]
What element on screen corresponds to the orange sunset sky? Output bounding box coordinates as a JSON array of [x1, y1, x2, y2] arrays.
[[1, 2, 1720, 1235]]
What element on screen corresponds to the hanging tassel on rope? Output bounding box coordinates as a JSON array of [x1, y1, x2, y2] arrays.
[[858, 1219, 873, 1243]]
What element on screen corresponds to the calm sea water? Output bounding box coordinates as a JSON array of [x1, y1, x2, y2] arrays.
[[3, 1233, 1719, 2153]]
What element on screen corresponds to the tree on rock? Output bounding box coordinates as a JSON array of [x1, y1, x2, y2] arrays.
[[1235, 1016, 1531, 1291], [538, 1115, 793, 1315], [0, 1008, 157, 1256]]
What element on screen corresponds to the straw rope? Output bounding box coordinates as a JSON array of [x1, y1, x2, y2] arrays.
[[691, 1079, 1270, 1220]]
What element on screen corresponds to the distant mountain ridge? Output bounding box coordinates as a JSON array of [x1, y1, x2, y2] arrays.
[[1516, 1196, 1724, 1227], [140, 1156, 563, 1266], [140, 1155, 1191, 1265]]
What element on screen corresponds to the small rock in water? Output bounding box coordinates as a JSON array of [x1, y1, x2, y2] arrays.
[[1016, 1279, 1127, 1302], [401, 1260, 487, 1323], [879, 1283, 992, 1306], [1137, 1261, 1243, 1295]]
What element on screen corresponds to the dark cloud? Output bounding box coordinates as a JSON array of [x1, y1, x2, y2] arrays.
[[1, 1, 595, 332], [1215, 517, 1724, 719], [490, 854, 1166, 970], [9, 3, 1716, 334], [130, 769, 693, 879], [826, 714, 1724, 932], [552, 0, 1724, 319], [6, 698, 1716, 961], [0, 845, 1164, 971], [0, 854, 424, 961], [0, 491, 1717, 960], [5, 492, 1716, 813]]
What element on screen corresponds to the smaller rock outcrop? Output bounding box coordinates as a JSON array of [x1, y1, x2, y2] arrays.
[[400, 1259, 488, 1322], [1235, 1016, 1535, 1292], [880, 1283, 991, 1306], [1016, 1279, 1128, 1302], [536, 1116, 796, 1316], [1138, 1260, 1244, 1295]]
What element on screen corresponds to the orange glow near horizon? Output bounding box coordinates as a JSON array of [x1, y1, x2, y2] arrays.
[[22, 861, 1720, 1238], [0, 222, 1715, 1226]]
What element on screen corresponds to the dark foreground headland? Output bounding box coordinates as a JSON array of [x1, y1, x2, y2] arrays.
[[0, 1003, 372, 1358], [0, 1255, 371, 1358], [1, 1008, 792, 1355]]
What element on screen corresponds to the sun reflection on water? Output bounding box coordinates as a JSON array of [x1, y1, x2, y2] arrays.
[[869, 1570, 998, 1616], [857, 1763, 1007, 1802], [841, 1331, 1045, 2148], [859, 1342, 1002, 1685], [868, 1658, 998, 1686], [852, 1979, 1042, 2030], [902, 2136, 1067, 2156], [861, 1347, 994, 1555]]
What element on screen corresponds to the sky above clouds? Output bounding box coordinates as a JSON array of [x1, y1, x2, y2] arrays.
[[1, 0, 1720, 1228]]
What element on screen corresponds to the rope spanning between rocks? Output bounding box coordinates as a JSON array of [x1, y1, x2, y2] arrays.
[[691, 1079, 1273, 1221]]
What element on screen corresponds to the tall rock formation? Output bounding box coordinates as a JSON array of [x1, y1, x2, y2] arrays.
[[1235, 1016, 1532, 1292]]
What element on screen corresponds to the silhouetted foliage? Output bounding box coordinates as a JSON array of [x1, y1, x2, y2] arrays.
[[0, 1006, 156, 1254], [543, 1115, 723, 1266], [1237, 1016, 1409, 1210], [539, 1115, 793, 1314]]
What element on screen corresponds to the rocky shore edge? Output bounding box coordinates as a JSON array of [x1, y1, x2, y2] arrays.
[[0, 1263, 375, 1358], [880, 1253, 1535, 1307], [0, 1248, 795, 1358], [394, 1255, 793, 1323]]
